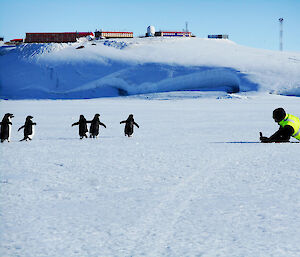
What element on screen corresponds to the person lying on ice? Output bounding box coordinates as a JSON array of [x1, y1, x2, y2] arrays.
[[260, 108, 300, 143]]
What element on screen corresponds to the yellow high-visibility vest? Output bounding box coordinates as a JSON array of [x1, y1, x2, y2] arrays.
[[279, 113, 300, 140]]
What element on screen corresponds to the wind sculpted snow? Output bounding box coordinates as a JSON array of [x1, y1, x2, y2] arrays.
[[0, 37, 300, 99]]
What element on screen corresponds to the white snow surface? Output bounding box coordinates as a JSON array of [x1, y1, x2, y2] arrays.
[[1, 37, 300, 99], [1, 92, 300, 256]]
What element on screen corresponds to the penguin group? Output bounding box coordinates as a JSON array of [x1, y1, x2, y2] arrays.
[[72, 113, 139, 139], [0, 113, 139, 142], [72, 114, 108, 139], [0, 114, 36, 143]]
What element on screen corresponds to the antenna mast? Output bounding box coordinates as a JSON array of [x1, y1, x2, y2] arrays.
[[185, 22, 189, 32], [279, 18, 283, 51]]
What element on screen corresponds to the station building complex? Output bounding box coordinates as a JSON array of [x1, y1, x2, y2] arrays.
[[6, 26, 228, 43]]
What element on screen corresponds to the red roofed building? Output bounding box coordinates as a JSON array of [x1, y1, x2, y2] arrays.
[[10, 39, 24, 43], [94, 31, 133, 39], [25, 32, 94, 43]]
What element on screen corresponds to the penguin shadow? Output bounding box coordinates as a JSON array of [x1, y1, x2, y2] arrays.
[[212, 141, 300, 144], [212, 141, 261, 144], [34, 137, 79, 141], [37, 136, 116, 141]]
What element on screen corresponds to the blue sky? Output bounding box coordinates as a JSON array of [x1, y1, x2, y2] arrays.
[[1, 0, 299, 52]]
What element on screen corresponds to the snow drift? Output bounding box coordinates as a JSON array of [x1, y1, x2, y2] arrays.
[[0, 37, 300, 99]]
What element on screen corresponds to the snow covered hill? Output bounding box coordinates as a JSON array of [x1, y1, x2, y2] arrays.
[[1, 37, 300, 99]]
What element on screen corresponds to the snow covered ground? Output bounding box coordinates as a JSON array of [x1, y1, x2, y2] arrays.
[[1, 92, 300, 256]]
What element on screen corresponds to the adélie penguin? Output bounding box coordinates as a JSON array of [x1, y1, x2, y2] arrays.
[[89, 114, 106, 138], [18, 115, 37, 141], [0, 113, 14, 142], [120, 114, 139, 137]]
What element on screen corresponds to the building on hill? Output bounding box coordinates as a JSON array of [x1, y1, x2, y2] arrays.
[[154, 31, 192, 37], [94, 30, 133, 39], [145, 26, 156, 37], [25, 32, 94, 43], [10, 39, 24, 44], [208, 35, 229, 39]]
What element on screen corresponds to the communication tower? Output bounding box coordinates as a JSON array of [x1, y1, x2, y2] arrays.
[[279, 18, 284, 51]]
